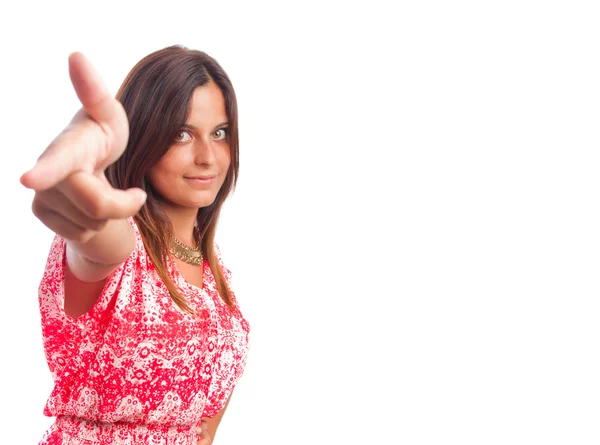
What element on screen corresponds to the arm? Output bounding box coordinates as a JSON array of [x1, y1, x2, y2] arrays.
[[199, 390, 234, 444], [21, 53, 145, 318], [63, 218, 135, 319], [66, 217, 135, 281]]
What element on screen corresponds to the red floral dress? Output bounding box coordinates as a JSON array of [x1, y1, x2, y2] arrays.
[[37, 217, 250, 445]]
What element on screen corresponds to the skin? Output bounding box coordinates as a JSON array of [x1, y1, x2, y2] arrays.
[[148, 82, 231, 289], [199, 392, 232, 444], [21, 53, 235, 444], [148, 82, 233, 444]]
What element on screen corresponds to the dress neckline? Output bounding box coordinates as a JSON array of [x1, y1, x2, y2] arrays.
[[169, 255, 206, 293]]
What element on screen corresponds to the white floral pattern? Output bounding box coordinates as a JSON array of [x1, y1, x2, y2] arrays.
[[38, 217, 250, 444]]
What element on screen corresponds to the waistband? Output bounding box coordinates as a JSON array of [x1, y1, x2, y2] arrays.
[[51, 415, 199, 445]]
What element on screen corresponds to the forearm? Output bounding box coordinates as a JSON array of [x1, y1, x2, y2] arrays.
[[66, 218, 135, 281]]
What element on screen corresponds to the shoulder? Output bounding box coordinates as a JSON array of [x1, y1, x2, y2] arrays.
[[212, 241, 234, 283], [127, 216, 142, 241], [126, 216, 148, 258], [213, 242, 227, 267]]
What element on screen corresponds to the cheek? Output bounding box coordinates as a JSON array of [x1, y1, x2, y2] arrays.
[[148, 163, 165, 184], [218, 147, 232, 171], [148, 162, 179, 192], [150, 154, 186, 180]]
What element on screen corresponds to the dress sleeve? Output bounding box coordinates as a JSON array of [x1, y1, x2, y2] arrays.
[[213, 242, 248, 315], [214, 243, 233, 286], [39, 217, 146, 376]]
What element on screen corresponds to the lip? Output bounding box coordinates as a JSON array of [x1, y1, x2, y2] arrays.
[[184, 176, 216, 185]]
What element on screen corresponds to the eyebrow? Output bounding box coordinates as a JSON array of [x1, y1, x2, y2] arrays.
[[182, 122, 229, 131]]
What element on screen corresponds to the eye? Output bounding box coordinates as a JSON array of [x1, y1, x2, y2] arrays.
[[213, 128, 228, 141], [174, 130, 192, 143]]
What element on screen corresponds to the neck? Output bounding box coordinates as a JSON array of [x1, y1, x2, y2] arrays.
[[161, 204, 199, 247]]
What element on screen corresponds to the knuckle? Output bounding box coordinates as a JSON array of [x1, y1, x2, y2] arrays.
[[31, 198, 47, 220], [99, 134, 112, 161], [86, 197, 109, 219], [62, 173, 80, 189], [31, 200, 41, 217], [90, 121, 112, 160]]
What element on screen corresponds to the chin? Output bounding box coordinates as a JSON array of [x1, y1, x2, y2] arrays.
[[155, 189, 221, 211], [189, 194, 219, 209], [195, 200, 217, 209]]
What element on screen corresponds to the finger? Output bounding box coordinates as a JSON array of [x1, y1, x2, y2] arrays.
[[21, 53, 129, 191], [21, 118, 106, 191], [32, 203, 96, 244], [197, 420, 211, 445], [35, 188, 108, 232], [57, 171, 146, 220], [68, 52, 129, 158], [196, 435, 211, 445], [195, 420, 208, 438]]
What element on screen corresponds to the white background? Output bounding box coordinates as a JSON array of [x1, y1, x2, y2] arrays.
[[1, 0, 600, 444]]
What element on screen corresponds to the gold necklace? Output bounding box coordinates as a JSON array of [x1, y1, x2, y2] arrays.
[[170, 237, 203, 265]]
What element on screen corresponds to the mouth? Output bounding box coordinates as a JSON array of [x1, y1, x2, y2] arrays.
[[184, 175, 216, 185]]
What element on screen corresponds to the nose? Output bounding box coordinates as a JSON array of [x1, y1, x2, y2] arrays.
[[193, 137, 216, 166]]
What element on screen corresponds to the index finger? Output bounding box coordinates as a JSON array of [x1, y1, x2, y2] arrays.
[[20, 115, 105, 191]]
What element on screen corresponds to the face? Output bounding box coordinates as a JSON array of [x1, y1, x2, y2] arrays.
[[148, 82, 231, 211]]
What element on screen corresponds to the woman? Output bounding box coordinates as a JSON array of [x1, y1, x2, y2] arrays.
[[20, 45, 250, 445]]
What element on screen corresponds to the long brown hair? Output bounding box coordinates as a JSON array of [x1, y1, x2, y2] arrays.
[[106, 45, 239, 312]]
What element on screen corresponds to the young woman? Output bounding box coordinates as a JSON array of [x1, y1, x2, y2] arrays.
[[20, 46, 250, 445]]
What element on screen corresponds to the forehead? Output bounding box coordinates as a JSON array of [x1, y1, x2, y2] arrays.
[[186, 82, 227, 125]]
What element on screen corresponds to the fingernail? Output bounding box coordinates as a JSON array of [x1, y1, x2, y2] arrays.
[[138, 191, 147, 205]]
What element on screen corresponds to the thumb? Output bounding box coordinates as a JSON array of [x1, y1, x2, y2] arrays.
[[68, 52, 129, 161], [68, 52, 112, 121]]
